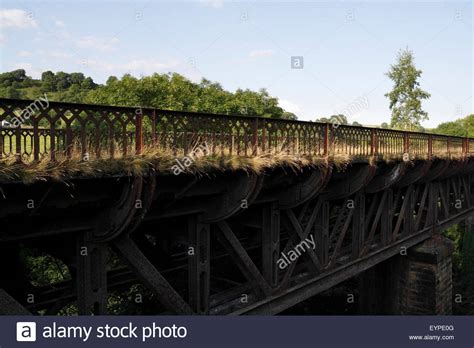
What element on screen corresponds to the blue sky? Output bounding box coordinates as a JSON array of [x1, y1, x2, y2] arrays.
[[0, 0, 472, 127]]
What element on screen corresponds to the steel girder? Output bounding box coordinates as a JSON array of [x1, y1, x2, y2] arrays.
[[1, 160, 473, 315]]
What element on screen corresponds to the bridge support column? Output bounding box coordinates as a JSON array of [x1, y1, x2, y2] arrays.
[[397, 236, 453, 315], [188, 215, 210, 314], [359, 235, 454, 315], [76, 233, 108, 315], [262, 202, 280, 288]]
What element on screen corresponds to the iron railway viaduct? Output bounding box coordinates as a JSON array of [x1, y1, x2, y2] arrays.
[[0, 98, 473, 315]]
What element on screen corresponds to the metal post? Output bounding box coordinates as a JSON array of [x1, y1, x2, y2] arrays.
[[33, 120, 40, 162], [323, 123, 329, 156], [428, 134, 433, 159], [251, 118, 259, 156], [14, 126, 22, 162], [262, 202, 280, 288], [370, 128, 378, 156], [352, 193, 365, 260], [403, 185, 414, 236], [135, 112, 143, 155], [381, 189, 393, 245], [66, 123, 73, 159], [151, 110, 157, 146], [188, 215, 210, 314], [315, 198, 329, 267], [261, 119, 267, 153], [76, 232, 108, 315], [403, 132, 410, 154]]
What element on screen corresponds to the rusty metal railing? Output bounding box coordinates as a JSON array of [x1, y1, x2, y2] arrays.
[[0, 98, 472, 162]]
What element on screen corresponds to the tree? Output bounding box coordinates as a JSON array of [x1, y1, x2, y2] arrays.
[[315, 117, 329, 123], [106, 76, 118, 85], [380, 122, 389, 129], [385, 49, 430, 130], [315, 114, 348, 125], [433, 114, 474, 137], [81, 77, 96, 90], [0, 69, 293, 119], [41, 71, 57, 92], [0, 86, 23, 98], [461, 223, 474, 313], [282, 111, 297, 120], [0, 69, 29, 88], [87, 73, 288, 118], [462, 114, 474, 137], [55, 71, 71, 91], [69, 72, 85, 85], [434, 121, 468, 137]]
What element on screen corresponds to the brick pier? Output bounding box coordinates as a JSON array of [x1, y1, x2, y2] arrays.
[[359, 235, 454, 315]]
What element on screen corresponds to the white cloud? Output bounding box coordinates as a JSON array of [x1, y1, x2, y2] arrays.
[[11, 62, 42, 78], [49, 51, 73, 59], [279, 99, 301, 114], [76, 36, 119, 52], [17, 50, 32, 57], [199, 0, 224, 8], [55, 20, 65, 27], [82, 58, 180, 75], [0, 33, 6, 44], [0, 9, 37, 28], [248, 49, 275, 58]]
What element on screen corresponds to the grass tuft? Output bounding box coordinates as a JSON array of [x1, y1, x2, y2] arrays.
[[0, 144, 469, 184]]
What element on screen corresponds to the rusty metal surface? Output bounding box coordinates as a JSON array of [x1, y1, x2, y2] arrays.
[[1, 168, 472, 316], [0, 98, 472, 162], [1, 97, 473, 317]]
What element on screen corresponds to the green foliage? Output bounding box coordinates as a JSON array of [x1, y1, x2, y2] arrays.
[[385, 49, 431, 130], [434, 121, 467, 137], [315, 114, 348, 124], [460, 225, 474, 313], [0, 70, 98, 103], [0, 70, 294, 119], [463, 114, 474, 136], [282, 111, 297, 120], [86, 73, 288, 118], [433, 114, 474, 137], [20, 248, 70, 287], [0, 69, 29, 87], [107, 284, 159, 315], [0, 86, 25, 98], [444, 223, 474, 315]]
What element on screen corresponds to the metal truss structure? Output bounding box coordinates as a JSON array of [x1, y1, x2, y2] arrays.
[[0, 157, 472, 315]]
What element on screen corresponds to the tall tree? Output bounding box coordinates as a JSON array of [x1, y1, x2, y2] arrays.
[[385, 49, 430, 130]]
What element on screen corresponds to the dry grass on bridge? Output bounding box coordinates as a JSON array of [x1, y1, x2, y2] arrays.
[[0, 140, 465, 184], [0, 99, 470, 183]]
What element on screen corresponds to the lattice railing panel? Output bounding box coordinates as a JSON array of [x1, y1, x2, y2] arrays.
[[0, 98, 472, 163]]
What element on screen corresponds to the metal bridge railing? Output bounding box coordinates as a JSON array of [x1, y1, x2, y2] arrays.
[[0, 98, 472, 162]]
